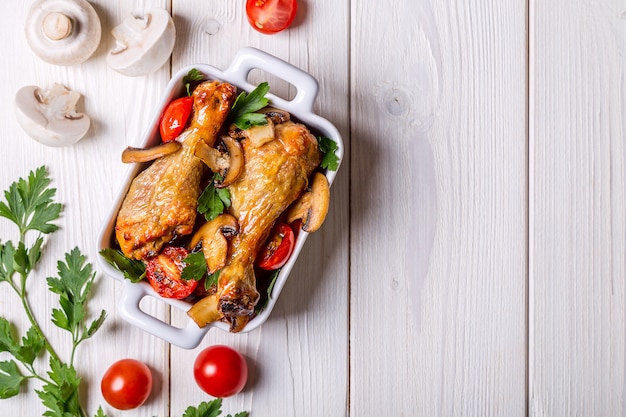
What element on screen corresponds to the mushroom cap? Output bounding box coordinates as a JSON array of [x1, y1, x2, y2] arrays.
[[106, 7, 176, 77], [15, 84, 91, 147], [25, 0, 101, 66]]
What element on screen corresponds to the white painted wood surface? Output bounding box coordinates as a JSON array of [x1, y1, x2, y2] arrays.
[[0, 0, 624, 416]]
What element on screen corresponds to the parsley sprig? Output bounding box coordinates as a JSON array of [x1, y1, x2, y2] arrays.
[[198, 173, 231, 221], [0, 166, 106, 417], [229, 82, 270, 130], [183, 68, 204, 96], [183, 398, 248, 417], [316, 136, 340, 171], [99, 248, 146, 283]]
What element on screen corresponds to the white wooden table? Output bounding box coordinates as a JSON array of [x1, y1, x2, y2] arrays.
[[0, 0, 624, 416]]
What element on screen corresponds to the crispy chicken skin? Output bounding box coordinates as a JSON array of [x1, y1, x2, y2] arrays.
[[211, 121, 321, 331], [115, 81, 236, 260]]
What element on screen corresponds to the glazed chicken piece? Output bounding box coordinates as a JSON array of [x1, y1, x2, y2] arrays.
[[189, 120, 321, 331], [115, 81, 236, 260]]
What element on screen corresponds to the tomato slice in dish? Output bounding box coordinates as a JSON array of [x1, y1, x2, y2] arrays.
[[145, 246, 197, 299], [245, 0, 298, 34], [257, 222, 295, 270]]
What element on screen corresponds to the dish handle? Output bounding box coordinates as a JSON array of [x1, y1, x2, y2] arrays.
[[223, 46, 319, 114], [118, 280, 208, 349]]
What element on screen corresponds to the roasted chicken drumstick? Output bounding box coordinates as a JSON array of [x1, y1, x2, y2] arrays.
[[211, 120, 321, 331], [115, 81, 236, 260]]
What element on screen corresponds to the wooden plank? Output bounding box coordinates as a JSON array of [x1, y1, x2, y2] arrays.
[[529, 0, 626, 414], [350, 1, 528, 415], [0, 1, 171, 416], [169, 1, 350, 416]]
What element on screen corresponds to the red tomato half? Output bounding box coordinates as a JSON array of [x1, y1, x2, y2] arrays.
[[159, 96, 193, 142], [246, 0, 298, 34], [256, 222, 295, 270], [194, 345, 248, 398], [146, 246, 198, 299], [101, 359, 152, 410]]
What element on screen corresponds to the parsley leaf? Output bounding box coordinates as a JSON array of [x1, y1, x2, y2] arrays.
[[317, 136, 340, 171], [255, 269, 280, 314], [18, 327, 45, 366], [0, 166, 62, 238], [183, 68, 204, 96], [0, 241, 17, 284], [183, 398, 248, 417], [98, 248, 146, 283], [197, 174, 231, 221], [182, 253, 220, 291], [47, 248, 107, 343], [181, 252, 207, 282], [36, 357, 83, 416], [229, 82, 270, 130], [94, 406, 108, 417], [0, 318, 21, 359], [0, 360, 25, 399]]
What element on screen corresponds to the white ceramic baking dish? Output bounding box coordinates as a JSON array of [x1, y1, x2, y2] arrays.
[[97, 47, 343, 349]]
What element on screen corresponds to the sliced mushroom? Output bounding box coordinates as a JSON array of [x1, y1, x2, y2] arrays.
[[285, 172, 330, 233], [25, 0, 101, 66], [15, 84, 91, 147], [243, 117, 275, 148], [106, 8, 176, 77], [217, 136, 244, 187], [194, 137, 244, 188], [187, 293, 223, 328], [189, 214, 239, 274], [121, 141, 182, 163], [259, 107, 291, 124]]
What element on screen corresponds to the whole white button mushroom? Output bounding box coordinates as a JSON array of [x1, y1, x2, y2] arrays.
[[15, 84, 91, 147], [106, 8, 176, 77], [25, 0, 101, 66]]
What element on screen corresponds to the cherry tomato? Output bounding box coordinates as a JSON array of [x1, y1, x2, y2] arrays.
[[101, 359, 152, 410], [245, 0, 298, 35], [256, 222, 295, 270], [159, 96, 193, 142], [194, 345, 248, 398], [146, 246, 198, 299]]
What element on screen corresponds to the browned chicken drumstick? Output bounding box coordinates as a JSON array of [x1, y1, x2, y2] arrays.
[[115, 81, 236, 260], [188, 118, 322, 331]]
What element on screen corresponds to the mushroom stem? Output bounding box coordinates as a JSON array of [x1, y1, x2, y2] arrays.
[[42, 12, 73, 40]]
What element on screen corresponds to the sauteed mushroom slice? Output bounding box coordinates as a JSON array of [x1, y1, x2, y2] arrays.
[[243, 117, 275, 148], [190, 214, 239, 274], [258, 107, 290, 124], [286, 172, 330, 233], [194, 137, 244, 187], [187, 293, 222, 328], [121, 141, 182, 163]]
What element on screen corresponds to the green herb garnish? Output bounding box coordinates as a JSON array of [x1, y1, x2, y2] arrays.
[[183, 398, 248, 417], [183, 68, 204, 96], [197, 173, 231, 221], [229, 82, 270, 130], [317, 136, 340, 171], [0, 166, 106, 417], [99, 248, 146, 283], [182, 252, 221, 291], [255, 269, 280, 314]]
